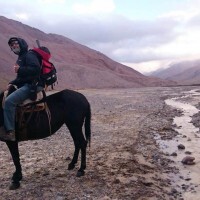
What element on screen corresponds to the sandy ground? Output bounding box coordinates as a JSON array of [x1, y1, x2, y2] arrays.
[[0, 86, 199, 200]]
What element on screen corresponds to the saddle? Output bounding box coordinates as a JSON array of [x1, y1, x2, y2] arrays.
[[2, 90, 50, 141], [3, 90, 46, 112], [18, 91, 46, 112]]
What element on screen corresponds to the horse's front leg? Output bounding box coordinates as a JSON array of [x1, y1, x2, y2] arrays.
[[6, 141, 22, 190], [68, 147, 80, 170], [68, 143, 86, 177]]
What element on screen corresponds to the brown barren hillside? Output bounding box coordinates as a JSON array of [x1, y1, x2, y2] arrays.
[[151, 60, 200, 85], [0, 16, 175, 90]]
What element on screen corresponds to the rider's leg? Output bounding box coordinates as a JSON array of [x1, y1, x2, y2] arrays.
[[2, 84, 31, 141], [4, 84, 31, 132]]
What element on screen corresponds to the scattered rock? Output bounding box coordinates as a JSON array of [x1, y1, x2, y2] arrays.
[[185, 178, 191, 181], [142, 181, 153, 187], [171, 152, 177, 156], [181, 156, 195, 165], [65, 157, 71, 161], [113, 178, 120, 184], [178, 144, 185, 150], [182, 184, 189, 190], [170, 188, 178, 194], [99, 196, 111, 200], [185, 151, 192, 155], [42, 171, 50, 176], [0, 87, 199, 200]]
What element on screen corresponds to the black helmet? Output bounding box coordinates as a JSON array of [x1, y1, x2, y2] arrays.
[[8, 37, 28, 55], [8, 37, 18, 46]]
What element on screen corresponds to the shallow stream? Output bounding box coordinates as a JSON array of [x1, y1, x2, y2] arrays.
[[158, 89, 200, 199]]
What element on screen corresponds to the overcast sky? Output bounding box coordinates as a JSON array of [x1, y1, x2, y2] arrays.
[[1, 0, 200, 74]]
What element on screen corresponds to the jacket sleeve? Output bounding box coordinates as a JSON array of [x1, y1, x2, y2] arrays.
[[9, 52, 41, 87], [17, 52, 41, 77]]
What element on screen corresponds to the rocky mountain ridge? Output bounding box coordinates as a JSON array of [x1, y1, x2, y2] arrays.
[[0, 16, 175, 90], [150, 59, 200, 85]]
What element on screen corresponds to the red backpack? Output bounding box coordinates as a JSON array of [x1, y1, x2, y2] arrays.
[[31, 41, 57, 88]]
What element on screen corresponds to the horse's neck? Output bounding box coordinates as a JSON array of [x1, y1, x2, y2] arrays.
[[0, 92, 4, 107]]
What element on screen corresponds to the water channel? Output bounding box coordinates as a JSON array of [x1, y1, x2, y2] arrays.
[[158, 89, 200, 199]]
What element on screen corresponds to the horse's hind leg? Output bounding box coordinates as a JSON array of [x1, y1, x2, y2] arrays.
[[77, 143, 87, 177], [67, 124, 87, 177]]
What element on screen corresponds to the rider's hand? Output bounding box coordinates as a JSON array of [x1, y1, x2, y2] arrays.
[[7, 84, 13, 90], [14, 64, 19, 73]]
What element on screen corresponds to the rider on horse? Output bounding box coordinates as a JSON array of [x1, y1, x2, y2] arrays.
[[0, 37, 44, 141]]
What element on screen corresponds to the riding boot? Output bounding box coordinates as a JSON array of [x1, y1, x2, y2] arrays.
[[0, 127, 16, 141]]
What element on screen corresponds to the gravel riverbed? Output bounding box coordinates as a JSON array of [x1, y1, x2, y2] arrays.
[[0, 86, 199, 200]]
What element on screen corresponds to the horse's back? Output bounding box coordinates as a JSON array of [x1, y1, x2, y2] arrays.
[[49, 89, 89, 107], [18, 89, 90, 141], [47, 89, 90, 120]]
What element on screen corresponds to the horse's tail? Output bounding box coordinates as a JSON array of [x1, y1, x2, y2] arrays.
[[85, 103, 91, 147]]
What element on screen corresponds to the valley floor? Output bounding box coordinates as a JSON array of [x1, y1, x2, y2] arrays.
[[0, 86, 199, 200]]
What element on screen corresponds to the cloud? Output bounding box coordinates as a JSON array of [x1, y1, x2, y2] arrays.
[[1, 7, 183, 67], [46, 15, 180, 63], [187, 13, 200, 28], [20, 12, 179, 66], [1, 0, 200, 73], [37, 14, 179, 45], [40, 0, 65, 3], [72, 0, 115, 14], [15, 13, 29, 21]]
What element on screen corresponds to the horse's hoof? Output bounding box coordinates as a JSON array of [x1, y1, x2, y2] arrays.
[[12, 172, 22, 182], [76, 170, 85, 177], [9, 182, 20, 190], [68, 163, 75, 170]]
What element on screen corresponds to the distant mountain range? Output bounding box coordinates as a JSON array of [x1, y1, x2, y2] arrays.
[[150, 60, 200, 85], [0, 16, 175, 90]]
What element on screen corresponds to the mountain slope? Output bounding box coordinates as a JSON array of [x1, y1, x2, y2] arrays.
[[0, 16, 175, 90], [151, 60, 200, 84]]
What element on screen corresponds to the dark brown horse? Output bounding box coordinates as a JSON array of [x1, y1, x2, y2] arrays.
[[0, 89, 91, 190]]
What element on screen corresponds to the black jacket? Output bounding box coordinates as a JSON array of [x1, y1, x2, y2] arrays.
[[9, 38, 44, 88]]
